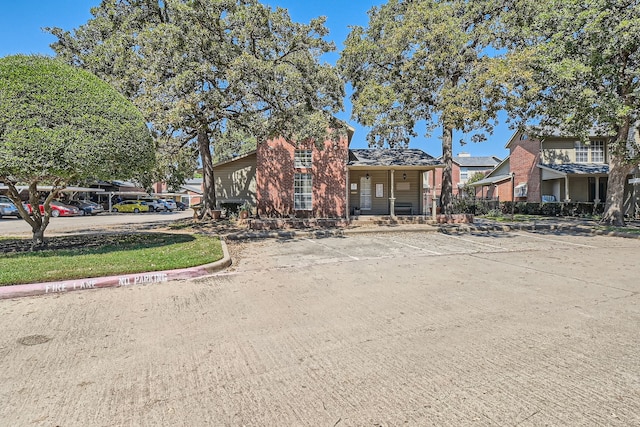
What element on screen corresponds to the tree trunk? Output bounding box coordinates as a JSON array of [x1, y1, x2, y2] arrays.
[[601, 154, 633, 226], [197, 127, 217, 219], [601, 122, 635, 227], [440, 126, 454, 214], [32, 227, 46, 250]]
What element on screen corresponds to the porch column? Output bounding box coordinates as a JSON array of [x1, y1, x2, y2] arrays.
[[594, 176, 600, 204], [564, 176, 570, 202], [390, 169, 396, 219]]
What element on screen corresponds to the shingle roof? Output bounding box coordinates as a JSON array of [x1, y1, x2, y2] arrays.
[[453, 156, 501, 167], [539, 163, 610, 175], [468, 174, 512, 186], [348, 149, 441, 167]]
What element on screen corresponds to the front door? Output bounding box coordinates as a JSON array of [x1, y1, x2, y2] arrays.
[[360, 176, 372, 210]]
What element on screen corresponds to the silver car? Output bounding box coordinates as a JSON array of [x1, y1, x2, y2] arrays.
[[144, 199, 166, 212], [0, 195, 20, 219], [159, 199, 177, 211]]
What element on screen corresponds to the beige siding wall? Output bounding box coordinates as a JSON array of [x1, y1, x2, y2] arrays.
[[541, 138, 609, 164], [540, 139, 575, 164], [349, 170, 389, 214], [214, 153, 257, 207], [393, 170, 421, 214], [569, 176, 590, 201]]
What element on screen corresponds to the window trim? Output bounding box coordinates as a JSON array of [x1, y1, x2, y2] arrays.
[[590, 140, 604, 163], [575, 141, 589, 163], [575, 140, 605, 163]]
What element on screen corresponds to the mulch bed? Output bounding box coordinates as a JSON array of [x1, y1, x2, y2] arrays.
[[0, 234, 142, 255]]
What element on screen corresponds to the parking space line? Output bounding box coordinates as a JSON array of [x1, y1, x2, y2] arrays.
[[376, 238, 442, 255], [512, 232, 597, 248], [440, 233, 504, 249], [303, 238, 360, 260]]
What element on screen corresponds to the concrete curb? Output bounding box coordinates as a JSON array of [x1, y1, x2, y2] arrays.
[[470, 221, 640, 239], [0, 240, 231, 300], [225, 225, 442, 240], [224, 221, 640, 240]]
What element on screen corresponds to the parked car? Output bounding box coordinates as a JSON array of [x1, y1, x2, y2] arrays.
[[25, 200, 81, 217], [68, 200, 104, 216], [111, 200, 149, 213], [175, 201, 187, 211], [158, 199, 177, 211], [0, 196, 20, 219], [144, 199, 166, 212]]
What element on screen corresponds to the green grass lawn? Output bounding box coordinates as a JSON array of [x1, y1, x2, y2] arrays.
[[596, 225, 640, 235], [0, 233, 223, 286]]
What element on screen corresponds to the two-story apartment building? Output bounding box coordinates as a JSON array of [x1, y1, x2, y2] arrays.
[[473, 128, 640, 215]]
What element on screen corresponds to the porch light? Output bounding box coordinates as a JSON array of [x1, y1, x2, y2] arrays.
[[402, 173, 407, 180], [365, 173, 370, 179]]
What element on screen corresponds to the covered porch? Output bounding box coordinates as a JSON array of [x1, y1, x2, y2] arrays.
[[346, 149, 442, 219], [539, 163, 609, 203]]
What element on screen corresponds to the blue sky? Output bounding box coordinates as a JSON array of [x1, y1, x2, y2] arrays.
[[0, 0, 511, 159]]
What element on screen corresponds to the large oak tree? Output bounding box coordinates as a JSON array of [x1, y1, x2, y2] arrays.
[[48, 0, 345, 218], [501, 0, 640, 225], [339, 0, 508, 213], [0, 55, 155, 246]]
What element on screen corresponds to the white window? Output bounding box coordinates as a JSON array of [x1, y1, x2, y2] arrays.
[[591, 140, 604, 163], [575, 140, 605, 163], [460, 168, 469, 181], [360, 176, 372, 210], [294, 150, 312, 168], [294, 173, 312, 210], [575, 141, 589, 163]]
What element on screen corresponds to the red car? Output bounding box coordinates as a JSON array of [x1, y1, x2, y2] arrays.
[[26, 201, 81, 217]]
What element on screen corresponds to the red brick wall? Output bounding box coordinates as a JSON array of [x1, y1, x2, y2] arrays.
[[256, 136, 348, 218], [509, 137, 541, 202]]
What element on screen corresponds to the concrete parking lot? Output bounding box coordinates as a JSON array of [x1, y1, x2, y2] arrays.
[[0, 209, 193, 235], [1, 228, 639, 425]]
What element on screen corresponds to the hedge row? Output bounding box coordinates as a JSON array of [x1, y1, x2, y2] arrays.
[[452, 200, 604, 217]]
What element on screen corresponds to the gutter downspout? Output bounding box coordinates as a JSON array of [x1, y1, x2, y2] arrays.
[[346, 167, 350, 221]]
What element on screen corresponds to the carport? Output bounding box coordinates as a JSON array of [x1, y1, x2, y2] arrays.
[[0, 184, 105, 200]]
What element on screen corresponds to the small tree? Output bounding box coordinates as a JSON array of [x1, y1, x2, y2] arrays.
[[0, 55, 155, 247], [463, 172, 486, 198]]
